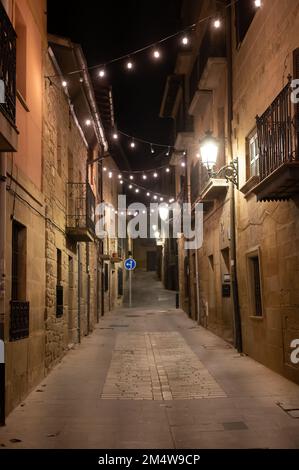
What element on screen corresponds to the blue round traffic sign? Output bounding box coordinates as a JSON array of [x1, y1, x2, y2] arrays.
[[124, 258, 136, 271]]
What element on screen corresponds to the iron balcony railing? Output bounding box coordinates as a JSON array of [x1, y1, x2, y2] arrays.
[[256, 77, 299, 181], [0, 2, 17, 125], [189, 26, 226, 107], [66, 182, 96, 234], [10, 301, 29, 341]]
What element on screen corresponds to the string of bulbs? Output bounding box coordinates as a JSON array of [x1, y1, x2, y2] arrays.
[[57, 0, 262, 85]]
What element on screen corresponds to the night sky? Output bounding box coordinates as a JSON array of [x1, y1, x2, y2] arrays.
[[47, 0, 183, 170]]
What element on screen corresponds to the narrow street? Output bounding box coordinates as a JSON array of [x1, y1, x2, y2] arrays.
[[0, 271, 298, 450]]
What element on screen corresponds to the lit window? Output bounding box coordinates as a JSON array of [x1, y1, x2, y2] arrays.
[[248, 131, 260, 178]]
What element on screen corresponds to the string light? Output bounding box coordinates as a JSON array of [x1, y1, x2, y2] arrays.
[[99, 69, 106, 78], [169, 198, 175, 203], [142, 174, 147, 180], [135, 188, 139, 193], [151, 144, 155, 154], [103, 167, 107, 171], [160, 197, 164, 202], [254, 0, 262, 7], [147, 192, 150, 196], [129, 175, 134, 180], [126, 59, 134, 70], [130, 140, 136, 149], [129, 184, 133, 189], [181, 35, 189, 46], [62, 80, 67, 87], [113, 132, 119, 140], [181, 161, 186, 167], [85, 119, 91, 126], [120, 180, 124, 184], [118, 174, 122, 179], [166, 147, 170, 156], [153, 172, 158, 178], [109, 172, 113, 179], [153, 195, 158, 200], [153, 48, 161, 59], [166, 167, 170, 173], [213, 18, 221, 29]]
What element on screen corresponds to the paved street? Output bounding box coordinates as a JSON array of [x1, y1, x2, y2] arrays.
[[0, 271, 299, 449]]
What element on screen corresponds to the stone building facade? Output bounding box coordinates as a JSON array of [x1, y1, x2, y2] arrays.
[[161, 0, 299, 383], [0, 0, 47, 415]]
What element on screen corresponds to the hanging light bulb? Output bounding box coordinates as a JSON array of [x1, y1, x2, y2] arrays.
[[151, 144, 155, 154], [181, 161, 186, 168], [142, 174, 147, 180], [142, 210, 146, 214], [118, 174, 122, 179], [166, 167, 170, 173], [181, 35, 189, 46], [254, 0, 262, 7], [160, 197, 164, 202], [129, 175, 134, 180], [103, 166, 107, 172], [153, 195, 158, 200], [154, 230, 160, 239], [99, 69, 105, 78], [213, 18, 221, 29], [129, 184, 133, 189], [146, 192, 150, 197], [108, 172, 113, 179], [153, 48, 161, 59], [126, 59, 134, 70], [62, 80, 67, 87], [153, 172, 158, 178], [85, 119, 91, 126], [166, 146, 170, 157], [120, 180, 124, 185], [134, 211, 138, 217], [169, 198, 175, 203], [135, 188, 139, 193], [79, 77, 84, 83], [115, 210, 118, 215], [113, 132, 119, 140], [130, 140, 135, 149]]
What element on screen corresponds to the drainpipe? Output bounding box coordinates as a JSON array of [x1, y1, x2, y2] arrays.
[[99, 149, 105, 317], [0, 153, 6, 425], [77, 244, 81, 343], [86, 243, 90, 333], [226, 4, 242, 352]]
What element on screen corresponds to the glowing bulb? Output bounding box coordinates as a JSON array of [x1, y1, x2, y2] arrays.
[[151, 145, 155, 154], [103, 167, 107, 172], [181, 161, 186, 168], [152, 225, 157, 231], [121, 211, 124, 216], [153, 195, 158, 200], [85, 119, 91, 126], [79, 78, 84, 83], [181, 36, 189, 46], [130, 175, 134, 180], [166, 168, 170, 173], [120, 180, 123, 185], [62, 80, 67, 87], [254, 0, 261, 7], [151, 209, 155, 214], [126, 60, 133, 70], [153, 49, 160, 59], [129, 184, 133, 189], [113, 133, 118, 140], [142, 210, 146, 214], [154, 231, 160, 239], [169, 198, 175, 203], [115, 211, 118, 215], [134, 212, 138, 217], [130, 141, 135, 148], [196, 152, 200, 158], [142, 174, 147, 180], [118, 174, 122, 179], [153, 173, 158, 178], [166, 147, 170, 156], [99, 69, 105, 78], [213, 18, 221, 29], [160, 197, 164, 202], [135, 188, 139, 193], [108, 172, 113, 179], [146, 192, 150, 197]]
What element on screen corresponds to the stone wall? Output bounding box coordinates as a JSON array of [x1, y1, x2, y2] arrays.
[[231, 0, 299, 382]]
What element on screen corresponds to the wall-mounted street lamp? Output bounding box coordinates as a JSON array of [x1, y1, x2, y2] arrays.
[[199, 131, 239, 187]]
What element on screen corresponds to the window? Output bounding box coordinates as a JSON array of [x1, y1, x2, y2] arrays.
[[235, 0, 256, 46], [11, 221, 26, 301], [248, 254, 263, 317], [247, 130, 259, 178], [56, 249, 63, 317]]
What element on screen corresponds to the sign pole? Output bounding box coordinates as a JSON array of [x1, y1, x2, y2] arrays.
[[129, 269, 132, 308]]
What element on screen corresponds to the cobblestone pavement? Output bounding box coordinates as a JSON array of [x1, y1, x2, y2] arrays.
[[101, 332, 226, 400], [0, 271, 299, 449]]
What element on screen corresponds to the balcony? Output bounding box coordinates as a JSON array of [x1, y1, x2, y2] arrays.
[[0, 2, 18, 151], [192, 165, 229, 211], [189, 26, 226, 109], [66, 182, 96, 242], [253, 78, 299, 201]]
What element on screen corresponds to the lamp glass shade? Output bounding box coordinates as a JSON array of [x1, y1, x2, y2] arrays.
[[199, 134, 219, 170]]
